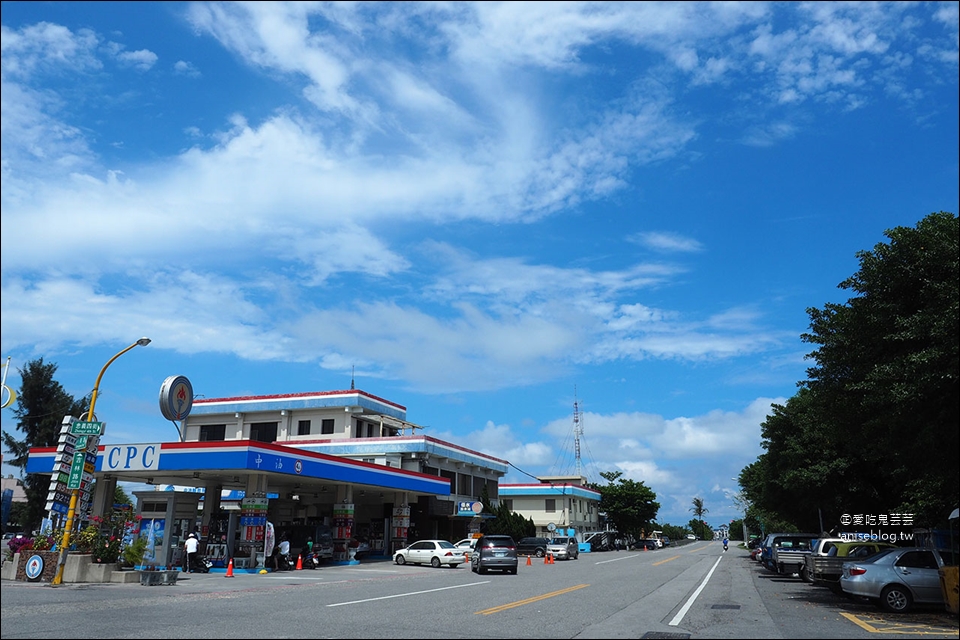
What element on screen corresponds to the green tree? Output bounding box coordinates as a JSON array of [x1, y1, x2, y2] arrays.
[[742, 212, 959, 530], [1, 358, 88, 533], [477, 485, 535, 540], [590, 471, 660, 543], [689, 497, 709, 539]]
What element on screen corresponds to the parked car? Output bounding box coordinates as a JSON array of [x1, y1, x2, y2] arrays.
[[547, 536, 579, 560], [661, 536, 671, 547], [805, 540, 897, 588], [840, 547, 948, 613], [393, 540, 465, 568], [471, 534, 518, 574], [516, 536, 551, 558], [454, 538, 478, 552], [686, 534, 697, 541]]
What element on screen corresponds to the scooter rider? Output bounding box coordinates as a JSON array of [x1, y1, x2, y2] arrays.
[[722, 536, 729, 551]]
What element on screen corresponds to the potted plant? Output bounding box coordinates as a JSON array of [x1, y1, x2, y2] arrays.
[[137, 563, 164, 586], [121, 537, 148, 569]]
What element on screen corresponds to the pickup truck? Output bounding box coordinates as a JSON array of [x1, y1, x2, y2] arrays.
[[768, 533, 818, 576], [804, 541, 897, 592], [797, 537, 847, 582]]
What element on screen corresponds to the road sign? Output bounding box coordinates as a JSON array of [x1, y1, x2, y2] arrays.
[[66, 453, 86, 489], [70, 421, 103, 436]]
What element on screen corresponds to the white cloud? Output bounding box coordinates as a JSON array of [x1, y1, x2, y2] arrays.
[[115, 48, 158, 71]]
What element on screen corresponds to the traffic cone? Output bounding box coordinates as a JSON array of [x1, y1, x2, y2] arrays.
[[225, 559, 234, 578], [543, 553, 549, 565], [296, 554, 303, 570], [526, 555, 532, 566]]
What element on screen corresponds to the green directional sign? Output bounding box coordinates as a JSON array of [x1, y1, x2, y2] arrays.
[[66, 454, 86, 490], [70, 421, 103, 436]]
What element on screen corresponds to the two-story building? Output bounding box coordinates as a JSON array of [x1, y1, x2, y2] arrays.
[[28, 388, 508, 569], [498, 475, 602, 540]]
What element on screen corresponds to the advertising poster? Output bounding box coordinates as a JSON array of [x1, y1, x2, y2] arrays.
[[139, 518, 165, 565]]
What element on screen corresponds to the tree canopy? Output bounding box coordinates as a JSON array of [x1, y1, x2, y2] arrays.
[[590, 471, 660, 541], [2, 358, 89, 532], [741, 212, 959, 531]]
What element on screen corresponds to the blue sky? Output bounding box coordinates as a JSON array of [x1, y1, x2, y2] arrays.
[[1, 2, 957, 529]]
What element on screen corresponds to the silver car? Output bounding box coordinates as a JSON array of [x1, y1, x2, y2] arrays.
[[839, 547, 946, 613], [547, 536, 579, 560]]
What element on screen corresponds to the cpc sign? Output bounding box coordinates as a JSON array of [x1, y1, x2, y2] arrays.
[[104, 444, 161, 471]]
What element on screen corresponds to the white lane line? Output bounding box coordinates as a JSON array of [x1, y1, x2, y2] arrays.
[[668, 555, 723, 626], [327, 581, 488, 607]]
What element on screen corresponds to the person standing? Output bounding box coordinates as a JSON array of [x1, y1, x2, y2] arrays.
[[184, 533, 199, 572]]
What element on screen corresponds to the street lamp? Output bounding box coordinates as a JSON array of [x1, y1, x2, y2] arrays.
[[731, 477, 750, 545], [52, 337, 151, 586]]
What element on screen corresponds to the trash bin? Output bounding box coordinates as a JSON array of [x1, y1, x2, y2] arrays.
[[940, 566, 959, 616]]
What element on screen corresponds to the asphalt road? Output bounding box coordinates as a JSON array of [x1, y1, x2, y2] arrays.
[[1, 542, 957, 639]]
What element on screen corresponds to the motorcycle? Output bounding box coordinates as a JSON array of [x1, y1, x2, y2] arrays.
[[723, 541, 729, 552], [186, 554, 212, 573], [303, 551, 320, 569]]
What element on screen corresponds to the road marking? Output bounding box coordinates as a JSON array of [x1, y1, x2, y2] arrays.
[[839, 612, 960, 635], [653, 555, 681, 566], [668, 556, 723, 626], [476, 584, 590, 615], [326, 581, 487, 607]]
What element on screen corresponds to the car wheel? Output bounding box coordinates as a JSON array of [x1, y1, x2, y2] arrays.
[[395, 555, 406, 565], [431, 557, 441, 568], [536, 549, 545, 558], [510, 567, 518, 575], [879, 585, 913, 613]]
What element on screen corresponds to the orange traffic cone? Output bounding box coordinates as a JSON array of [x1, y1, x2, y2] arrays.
[[550, 553, 555, 564], [225, 559, 235, 578], [296, 554, 303, 570], [543, 553, 549, 565], [526, 555, 532, 566]]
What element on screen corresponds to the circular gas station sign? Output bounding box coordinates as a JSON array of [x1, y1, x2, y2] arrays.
[[159, 375, 194, 421], [25, 554, 44, 581]]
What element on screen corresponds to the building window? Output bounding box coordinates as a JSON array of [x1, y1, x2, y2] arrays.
[[297, 420, 311, 436], [199, 424, 225, 442], [250, 422, 278, 443], [545, 498, 556, 513], [321, 419, 334, 435], [457, 473, 471, 496]]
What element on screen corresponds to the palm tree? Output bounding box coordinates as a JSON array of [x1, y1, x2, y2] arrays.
[[690, 497, 708, 539]]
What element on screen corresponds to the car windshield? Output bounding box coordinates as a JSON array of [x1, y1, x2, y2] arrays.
[[437, 540, 455, 549], [551, 537, 571, 544]]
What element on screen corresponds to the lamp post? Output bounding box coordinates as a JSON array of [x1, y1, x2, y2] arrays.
[[52, 337, 151, 586], [731, 477, 750, 545]]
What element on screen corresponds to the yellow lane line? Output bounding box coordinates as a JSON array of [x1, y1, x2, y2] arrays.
[[653, 555, 681, 566], [475, 584, 589, 615]]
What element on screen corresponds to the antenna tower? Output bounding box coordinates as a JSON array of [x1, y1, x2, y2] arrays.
[[573, 388, 583, 477]]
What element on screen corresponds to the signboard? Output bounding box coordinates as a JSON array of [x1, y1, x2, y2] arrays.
[[70, 421, 103, 436], [159, 375, 194, 421], [66, 453, 86, 490]]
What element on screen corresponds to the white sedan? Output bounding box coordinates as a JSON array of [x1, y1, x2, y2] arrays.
[[454, 538, 478, 551], [393, 540, 466, 568]]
